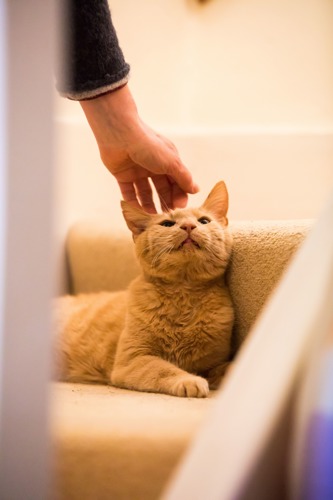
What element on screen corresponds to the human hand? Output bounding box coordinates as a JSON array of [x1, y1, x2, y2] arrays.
[[80, 85, 199, 213]]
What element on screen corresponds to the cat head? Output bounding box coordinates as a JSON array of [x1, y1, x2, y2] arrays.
[[121, 181, 232, 282]]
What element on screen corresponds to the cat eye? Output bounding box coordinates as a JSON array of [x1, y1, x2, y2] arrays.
[[160, 220, 176, 227], [198, 217, 211, 225]]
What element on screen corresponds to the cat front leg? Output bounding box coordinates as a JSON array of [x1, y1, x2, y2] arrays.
[[111, 355, 209, 398]]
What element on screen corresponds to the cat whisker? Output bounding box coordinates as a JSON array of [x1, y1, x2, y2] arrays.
[[151, 247, 170, 268], [151, 242, 175, 268], [158, 193, 172, 214], [150, 246, 165, 268], [136, 239, 176, 269]]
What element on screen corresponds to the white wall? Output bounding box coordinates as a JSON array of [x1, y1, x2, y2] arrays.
[[54, 0, 333, 289], [56, 0, 333, 128]]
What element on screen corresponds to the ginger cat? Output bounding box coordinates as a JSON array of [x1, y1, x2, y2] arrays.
[[54, 181, 234, 398]]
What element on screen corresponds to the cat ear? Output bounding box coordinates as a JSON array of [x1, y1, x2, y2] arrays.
[[201, 181, 229, 225], [121, 201, 152, 237]]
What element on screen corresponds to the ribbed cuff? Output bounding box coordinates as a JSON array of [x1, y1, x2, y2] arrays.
[[59, 74, 130, 100]]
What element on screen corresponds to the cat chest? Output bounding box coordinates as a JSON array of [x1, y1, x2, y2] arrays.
[[144, 299, 232, 371], [152, 290, 230, 329], [128, 285, 233, 371]]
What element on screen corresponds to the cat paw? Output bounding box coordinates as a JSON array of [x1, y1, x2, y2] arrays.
[[171, 375, 209, 398]]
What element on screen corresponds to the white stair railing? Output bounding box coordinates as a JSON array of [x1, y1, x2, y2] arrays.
[[0, 1, 56, 498]]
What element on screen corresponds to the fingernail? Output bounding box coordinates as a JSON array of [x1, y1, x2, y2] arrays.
[[192, 183, 200, 193]]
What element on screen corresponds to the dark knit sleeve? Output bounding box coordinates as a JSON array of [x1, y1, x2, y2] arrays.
[[57, 0, 130, 100]]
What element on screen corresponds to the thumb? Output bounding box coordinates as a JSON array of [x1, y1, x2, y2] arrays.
[[164, 156, 199, 195]]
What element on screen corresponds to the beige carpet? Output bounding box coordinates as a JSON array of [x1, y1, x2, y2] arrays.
[[51, 383, 215, 500]]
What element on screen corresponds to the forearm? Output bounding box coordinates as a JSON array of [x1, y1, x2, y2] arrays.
[[79, 85, 144, 171], [57, 0, 130, 100]]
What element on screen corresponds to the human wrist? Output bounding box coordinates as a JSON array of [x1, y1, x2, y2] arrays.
[[80, 84, 143, 148]]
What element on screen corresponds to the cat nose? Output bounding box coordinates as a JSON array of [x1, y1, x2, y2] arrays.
[[180, 222, 196, 233]]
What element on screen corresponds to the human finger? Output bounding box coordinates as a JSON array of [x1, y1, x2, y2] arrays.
[[151, 175, 174, 211], [152, 134, 200, 195], [134, 178, 157, 214], [170, 180, 189, 209], [117, 181, 142, 210], [166, 158, 199, 197]]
